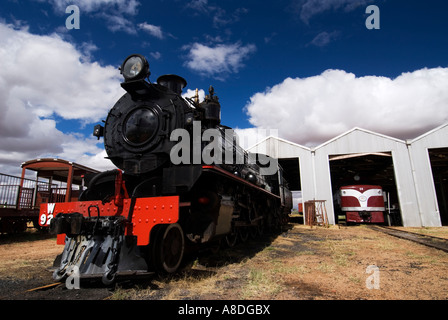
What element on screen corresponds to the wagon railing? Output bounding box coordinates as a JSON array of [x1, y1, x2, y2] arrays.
[[0, 173, 61, 210]]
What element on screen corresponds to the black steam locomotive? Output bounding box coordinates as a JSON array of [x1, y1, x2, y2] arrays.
[[39, 54, 292, 284]]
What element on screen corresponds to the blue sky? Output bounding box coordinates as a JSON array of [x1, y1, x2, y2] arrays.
[[1, 0, 448, 174]]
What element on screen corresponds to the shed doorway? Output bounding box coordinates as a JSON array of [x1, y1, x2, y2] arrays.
[[328, 152, 402, 226], [278, 158, 302, 222], [428, 148, 448, 226]]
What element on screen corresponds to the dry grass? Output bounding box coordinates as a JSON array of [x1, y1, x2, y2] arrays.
[[105, 224, 448, 300], [2, 224, 448, 300]]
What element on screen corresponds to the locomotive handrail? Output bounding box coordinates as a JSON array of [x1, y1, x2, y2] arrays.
[[88, 205, 101, 236]]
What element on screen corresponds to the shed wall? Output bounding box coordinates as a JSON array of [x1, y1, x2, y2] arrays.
[[408, 124, 448, 226]]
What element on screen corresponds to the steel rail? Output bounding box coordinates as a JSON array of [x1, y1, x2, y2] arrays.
[[368, 225, 448, 253]]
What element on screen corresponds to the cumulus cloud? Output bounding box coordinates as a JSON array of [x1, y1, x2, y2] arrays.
[[0, 23, 121, 174], [182, 88, 206, 104], [234, 127, 279, 150], [244, 68, 448, 146], [1, 24, 122, 121], [183, 42, 256, 80]]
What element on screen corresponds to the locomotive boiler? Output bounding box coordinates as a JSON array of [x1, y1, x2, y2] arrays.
[[38, 54, 292, 284]]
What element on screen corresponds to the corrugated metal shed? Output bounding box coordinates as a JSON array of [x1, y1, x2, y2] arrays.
[[313, 128, 420, 226], [248, 124, 448, 227], [408, 123, 448, 226]]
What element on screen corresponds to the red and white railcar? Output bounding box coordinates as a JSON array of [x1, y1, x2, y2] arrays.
[[340, 185, 385, 224]]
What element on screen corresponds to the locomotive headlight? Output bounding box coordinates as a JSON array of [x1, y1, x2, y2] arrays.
[[120, 54, 150, 81]]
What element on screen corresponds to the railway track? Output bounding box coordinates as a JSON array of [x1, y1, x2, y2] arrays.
[[368, 225, 448, 253]]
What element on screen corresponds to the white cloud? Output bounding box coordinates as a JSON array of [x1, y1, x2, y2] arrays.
[[59, 135, 115, 171], [244, 68, 448, 146], [1, 24, 123, 121], [0, 23, 121, 174], [182, 88, 206, 106], [183, 42, 256, 80], [100, 13, 137, 34], [234, 127, 279, 150], [138, 22, 164, 39]]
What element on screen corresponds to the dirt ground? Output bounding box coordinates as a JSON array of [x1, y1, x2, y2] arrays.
[[1, 223, 448, 301]]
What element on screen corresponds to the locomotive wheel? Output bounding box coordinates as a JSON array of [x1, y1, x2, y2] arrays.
[[238, 227, 249, 243], [208, 239, 221, 254], [225, 229, 238, 247], [257, 219, 264, 237], [152, 223, 185, 274], [249, 226, 258, 239]]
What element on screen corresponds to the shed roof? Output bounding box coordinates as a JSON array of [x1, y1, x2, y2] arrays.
[[408, 122, 448, 145], [314, 127, 406, 152]]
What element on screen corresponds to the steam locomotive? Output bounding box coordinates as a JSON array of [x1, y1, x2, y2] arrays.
[[38, 54, 292, 284]]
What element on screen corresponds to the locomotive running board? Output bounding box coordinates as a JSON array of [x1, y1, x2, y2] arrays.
[[202, 165, 280, 199]]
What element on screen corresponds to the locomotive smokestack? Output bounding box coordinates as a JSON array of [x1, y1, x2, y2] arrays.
[[157, 74, 187, 95]]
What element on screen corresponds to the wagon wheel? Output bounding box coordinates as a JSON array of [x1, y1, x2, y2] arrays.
[[152, 223, 185, 274]]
